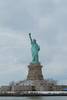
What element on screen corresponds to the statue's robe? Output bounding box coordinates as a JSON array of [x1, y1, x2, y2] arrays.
[[31, 42, 40, 63]]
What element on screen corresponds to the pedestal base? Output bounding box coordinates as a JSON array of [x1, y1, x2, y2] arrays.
[[27, 63, 44, 80]]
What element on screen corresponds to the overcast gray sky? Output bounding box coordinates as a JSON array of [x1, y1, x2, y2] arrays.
[[0, 0, 67, 85]]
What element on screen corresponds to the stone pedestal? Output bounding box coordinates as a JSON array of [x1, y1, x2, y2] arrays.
[[27, 63, 44, 80]]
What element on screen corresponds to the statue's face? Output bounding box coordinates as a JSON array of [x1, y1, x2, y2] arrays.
[[33, 39, 36, 43]]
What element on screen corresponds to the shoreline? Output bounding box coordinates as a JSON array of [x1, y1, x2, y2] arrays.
[[0, 91, 67, 96]]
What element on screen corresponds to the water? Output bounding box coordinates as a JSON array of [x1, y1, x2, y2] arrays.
[[0, 97, 67, 100]]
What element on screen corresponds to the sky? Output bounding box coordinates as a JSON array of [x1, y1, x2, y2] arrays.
[[0, 0, 67, 85]]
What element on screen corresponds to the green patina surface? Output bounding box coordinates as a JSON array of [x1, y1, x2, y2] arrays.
[[29, 33, 40, 64]]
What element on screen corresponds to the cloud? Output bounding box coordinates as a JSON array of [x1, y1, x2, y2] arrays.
[[0, 64, 28, 85], [59, 80, 67, 85], [0, 0, 67, 84]]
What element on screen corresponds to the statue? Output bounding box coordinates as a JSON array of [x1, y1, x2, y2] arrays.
[[29, 33, 40, 64]]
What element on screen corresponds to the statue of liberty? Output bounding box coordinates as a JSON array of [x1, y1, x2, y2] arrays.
[[29, 33, 40, 64]]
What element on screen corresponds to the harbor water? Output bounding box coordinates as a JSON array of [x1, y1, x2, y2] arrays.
[[0, 97, 67, 100]]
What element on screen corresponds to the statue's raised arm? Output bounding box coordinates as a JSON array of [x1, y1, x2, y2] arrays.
[[29, 33, 32, 44]]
